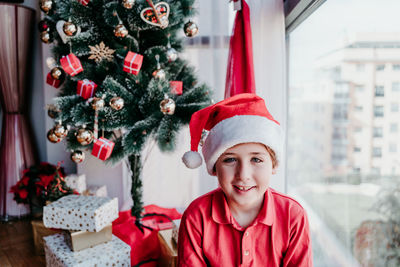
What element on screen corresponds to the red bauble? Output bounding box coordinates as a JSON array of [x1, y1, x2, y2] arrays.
[[38, 20, 50, 32]]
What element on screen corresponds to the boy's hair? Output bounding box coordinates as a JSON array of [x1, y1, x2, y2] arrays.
[[213, 144, 278, 173]]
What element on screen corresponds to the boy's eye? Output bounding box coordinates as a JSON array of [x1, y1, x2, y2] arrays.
[[251, 157, 263, 163], [222, 157, 236, 163]]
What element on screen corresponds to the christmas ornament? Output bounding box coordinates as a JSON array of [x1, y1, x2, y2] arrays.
[[47, 104, 60, 119], [123, 51, 143, 75], [53, 124, 68, 138], [140, 1, 170, 29], [88, 42, 115, 63], [91, 137, 115, 161], [110, 97, 124, 110], [77, 0, 90, 5], [76, 128, 94, 145], [166, 47, 178, 62], [51, 67, 64, 80], [152, 55, 166, 80], [46, 72, 62, 88], [160, 95, 176, 115], [38, 20, 50, 32], [170, 81, 183, 95], [77, 79, 97, 99], [114, 24, 128, 38], [40, 31, 52, 44], [122, 0, 135, 9], [183, 21, 199, 37], [71, 150, 85, 163], [47, 129, 62, 143], [63, 21, 78, 37], [46, 57, 57, 69], [39, 0, 53, 14], [56, 20, 81, 44], [60, 53, 83, 76], [91, 97, 105, 110]]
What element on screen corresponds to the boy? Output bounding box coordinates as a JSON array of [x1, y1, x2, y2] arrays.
[[179, 93, 312, 266]]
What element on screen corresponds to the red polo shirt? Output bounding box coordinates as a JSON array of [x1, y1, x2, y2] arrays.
[[177, 188, 313, 267]]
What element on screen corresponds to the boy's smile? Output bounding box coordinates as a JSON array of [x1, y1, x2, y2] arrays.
[[214, 142, 276, 214]]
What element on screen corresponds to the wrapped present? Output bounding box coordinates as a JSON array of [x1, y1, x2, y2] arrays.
[[60, 53, 83, 76], [43, 195, 118, 232], [44, 233, 131, 267], [123, 51, 143, 75], [158, 229, 177, 267], [46, 72, 62, 88], [170, 81, 183, 95], [31, 220, 62, 255], [91, 137, 115, 161], [77, 79, 97, 99], [64, 224, 112, 251], [65, 174, 87, 194], [83, 185, 108, 197], [77, 0, 90, 5]]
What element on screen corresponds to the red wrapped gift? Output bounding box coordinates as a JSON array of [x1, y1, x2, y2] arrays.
[[60, 53, 83, 76], [46, 72, 61, 88], [123, 51, 143, 75], [91, 137, 115, 161], [77, 0, 89, 5], [77, 79, 97, 99], [170, 81, 183, 95]]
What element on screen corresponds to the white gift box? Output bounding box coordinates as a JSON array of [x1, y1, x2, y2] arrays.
[[65, 174, 87, 194], [44, 233, 131, 267], [86, 185, 107, 197], [43, 195, 118, 232]]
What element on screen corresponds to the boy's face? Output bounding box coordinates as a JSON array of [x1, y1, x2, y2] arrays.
[[214, 142, 276, 212]]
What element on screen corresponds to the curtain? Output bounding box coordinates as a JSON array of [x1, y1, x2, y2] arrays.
[[0, 4, 37, 219]]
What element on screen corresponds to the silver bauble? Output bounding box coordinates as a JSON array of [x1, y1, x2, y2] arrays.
[[71, 150, 85, 163], [114, 24, 128, 38], [183, 21, 199, 37], [63, 21, 77, 36], [109, 97, 125, 111], [53, 124, 68, 138], [160, 98, 176, 115], [91, 97, 105, 110], [122, 0, 135, 9], [166, 47, 178, 62], [152, 68, 166, 80]]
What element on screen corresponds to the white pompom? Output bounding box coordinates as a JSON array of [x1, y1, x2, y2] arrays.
[[182, 151, 202, 169]]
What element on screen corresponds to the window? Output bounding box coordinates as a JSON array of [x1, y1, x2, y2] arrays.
[[375, 86, 384, 97], [393, 64, 400, 71], [373, 127, 383, 138], [376, 64, 385, 71], [372, 147, 382, 157], [391, 103, 399, 112], [356, 64, 365, 72], [393, 82, 400, 92], [374, 106, 384, 117], [389, 143, 397, 153], [390, 123, 398, 133], [287, 1, 400, 266]]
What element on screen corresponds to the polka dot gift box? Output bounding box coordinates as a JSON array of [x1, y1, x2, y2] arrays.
[[43, 195, 118, 232], [44, 233, 130, 267]]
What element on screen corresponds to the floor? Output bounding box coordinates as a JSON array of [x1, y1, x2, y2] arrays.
[[0, 219, 45, 267]]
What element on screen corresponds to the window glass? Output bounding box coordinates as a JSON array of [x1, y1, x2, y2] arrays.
[[287, 0, 400, 265], [393, 64, 400, 71]]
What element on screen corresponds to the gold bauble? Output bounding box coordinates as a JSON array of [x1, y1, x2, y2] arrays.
[[109, 97, 125, 111], [71, 150, 85, 163], [160, 98, 176, 115], [47, 129, 62, 143], [63, 21, 77, 36], [47, 104, 60, 119], [152, 68, 166, 80], [53, 124, 68, 138], [122, 0, 135, 9], [183, 21, 199, 37], [91, 97, 105, 110], [39, 0, 53, 14], [50, 67, 64, 80], [76, 128, 94, 145], [40, 31, 52, 44], [114, 24, 128, 38]]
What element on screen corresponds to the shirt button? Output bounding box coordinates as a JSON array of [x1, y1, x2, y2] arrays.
[[244, 250, 249, 256], [245, 232, 249, 236]]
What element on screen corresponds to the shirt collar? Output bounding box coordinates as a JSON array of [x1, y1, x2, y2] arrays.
[[211, 187, 275, 226]]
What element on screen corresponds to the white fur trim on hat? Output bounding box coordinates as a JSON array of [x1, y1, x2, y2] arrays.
[[202, 115, 283, 175]]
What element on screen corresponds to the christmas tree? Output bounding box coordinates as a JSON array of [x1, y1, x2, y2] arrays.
[[39, 0, 211, 219]]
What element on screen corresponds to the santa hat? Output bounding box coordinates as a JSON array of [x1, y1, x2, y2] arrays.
[[182, 93, 283, 175]]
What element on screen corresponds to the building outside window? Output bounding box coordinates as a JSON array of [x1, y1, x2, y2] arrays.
[[287, 0, 400, 266], [391, 103, 399, 112], [393, 64, 400, 71]]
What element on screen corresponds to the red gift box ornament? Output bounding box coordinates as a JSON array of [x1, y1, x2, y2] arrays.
[[77, 79, 97, 99], [60, 53, 83, 76], [91, 137, 115, 161], [170, 81, 183, 95], [46, 72, 62, 88], [123, 51, 143, 75], [77, 0, 90, 6]]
